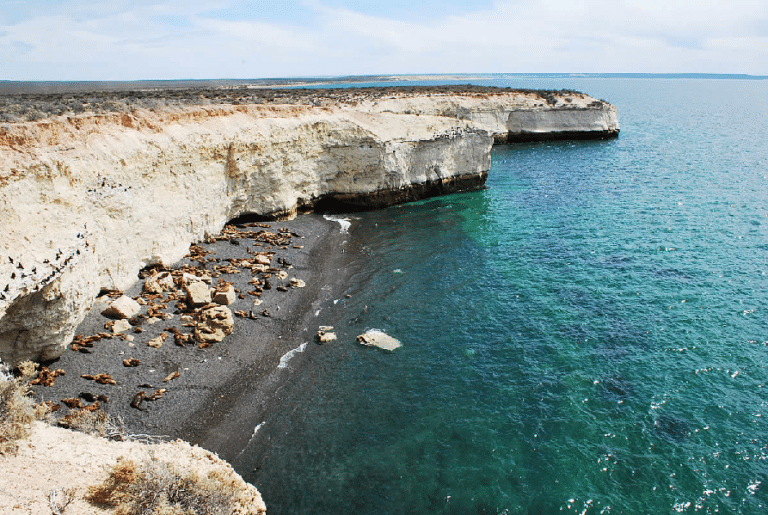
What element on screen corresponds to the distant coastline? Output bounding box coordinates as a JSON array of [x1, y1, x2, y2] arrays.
[[1, 72, 766, 95]]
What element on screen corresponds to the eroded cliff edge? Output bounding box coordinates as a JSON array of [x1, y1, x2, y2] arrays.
[[0, 87, 619, 364]]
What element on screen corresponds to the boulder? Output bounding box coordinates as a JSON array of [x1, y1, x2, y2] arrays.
[[213, 285, 236, 306], [182, 272, 211, 287], [111, 319, 131, 334], [194, 305, 234, 344], [143, 271, 175, 293], [101, 296, 141, 319], [185, 281, 211, 307], [357, 330, 401, 351], [316, 328, 337, 343]]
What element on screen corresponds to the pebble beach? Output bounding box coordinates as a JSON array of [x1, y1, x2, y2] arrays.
[[30, 213, 353, 461]]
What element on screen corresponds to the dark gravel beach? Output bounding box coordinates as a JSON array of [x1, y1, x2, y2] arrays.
[[30, 213, 354, 460]]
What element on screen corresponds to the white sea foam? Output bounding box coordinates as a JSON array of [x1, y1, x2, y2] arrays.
[[251, 421, 266, 438], [234, 421, 267, 459], [324, 215, 351, 233], [277, 342, 308, 369]]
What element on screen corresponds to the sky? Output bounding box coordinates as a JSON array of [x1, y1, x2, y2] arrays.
[[1, 0, 766, 81]]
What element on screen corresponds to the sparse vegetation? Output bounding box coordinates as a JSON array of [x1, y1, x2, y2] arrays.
[[49, 487, 77, 515], [86, 457, 249, 515], [0, 84, 592, 122], [0, 360, 48, 455], [57, 407, 121, 438]]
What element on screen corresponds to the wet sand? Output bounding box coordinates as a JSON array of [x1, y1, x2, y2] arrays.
[[30, 213, 354, 461]]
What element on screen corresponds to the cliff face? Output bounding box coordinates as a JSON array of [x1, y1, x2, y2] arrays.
[[0, 90, 619, 364]]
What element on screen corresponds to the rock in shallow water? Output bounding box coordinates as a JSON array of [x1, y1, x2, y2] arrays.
[[356, 330, 401, 351]]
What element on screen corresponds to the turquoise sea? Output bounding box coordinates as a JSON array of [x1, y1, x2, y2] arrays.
[[234, 77, 768, 514]]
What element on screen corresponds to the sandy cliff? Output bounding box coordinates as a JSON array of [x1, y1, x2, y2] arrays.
[[0, 89, 618, 365]]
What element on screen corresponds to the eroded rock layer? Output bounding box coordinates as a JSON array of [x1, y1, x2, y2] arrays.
[[0, 88, 619, 364]]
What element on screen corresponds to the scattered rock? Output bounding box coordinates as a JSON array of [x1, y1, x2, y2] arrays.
[[143, 271, 175, 293], [147, 333, 168, 348], [194, 305, 234, 345], [316, 329, 337, 344], [185, 281, 211, 307], [213, 285, 236, 305], [111, 319, 131, 333], [101, 295, 141, 319], [357, 330, 401, 351], [290, 278, 306, 288]]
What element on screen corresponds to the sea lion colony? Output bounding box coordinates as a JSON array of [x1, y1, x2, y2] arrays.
[[27, 221, 308, 431]]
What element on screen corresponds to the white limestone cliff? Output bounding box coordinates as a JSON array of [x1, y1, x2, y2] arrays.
[[0, 90, 618, 364]]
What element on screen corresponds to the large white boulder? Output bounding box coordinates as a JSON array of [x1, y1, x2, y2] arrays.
[[357, 330, 401, 351], [185, 281, 211, 307], [102, 295, 141, 320]]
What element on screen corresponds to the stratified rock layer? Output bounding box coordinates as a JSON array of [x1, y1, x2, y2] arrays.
[[0, 89, 619, 364]]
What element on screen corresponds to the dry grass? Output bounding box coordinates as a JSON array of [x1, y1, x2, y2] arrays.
[[87, 456, 248, 515], [57, 408, 115, 437], [0, 360, 49, 455]]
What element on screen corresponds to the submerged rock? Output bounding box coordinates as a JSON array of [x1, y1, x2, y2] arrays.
[[357, 330, 401, 351]]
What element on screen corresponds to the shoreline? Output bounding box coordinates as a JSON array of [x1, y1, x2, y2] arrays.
[[30, 213, 354, 464]]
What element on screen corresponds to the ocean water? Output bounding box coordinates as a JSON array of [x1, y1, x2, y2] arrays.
[[235, 77, 768, 514]]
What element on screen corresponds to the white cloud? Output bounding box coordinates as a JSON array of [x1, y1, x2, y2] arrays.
[[0, 0, 765, 79]]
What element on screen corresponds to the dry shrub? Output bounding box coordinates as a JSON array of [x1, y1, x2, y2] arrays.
[[87, 457, 247, 515], [58, 408, 111, 436], [0, 360, 47, 455]]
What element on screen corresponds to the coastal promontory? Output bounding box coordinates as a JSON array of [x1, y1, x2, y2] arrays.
[[0, 86, 619, 365]]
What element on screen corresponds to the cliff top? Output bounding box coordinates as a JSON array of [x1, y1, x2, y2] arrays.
[[0, 85, 606, 124]]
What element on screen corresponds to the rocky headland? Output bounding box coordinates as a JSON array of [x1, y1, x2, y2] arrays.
[[0, 86, 618, 366]]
